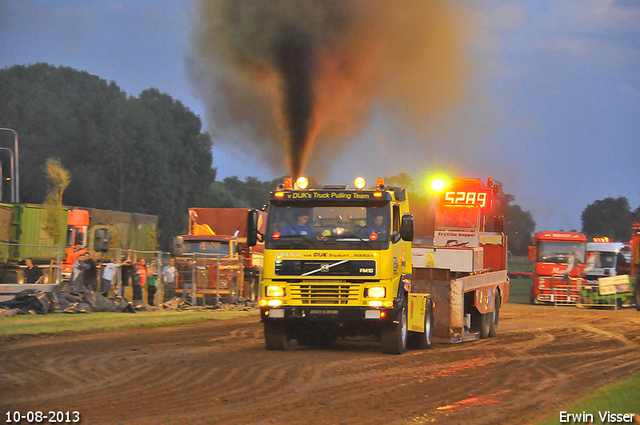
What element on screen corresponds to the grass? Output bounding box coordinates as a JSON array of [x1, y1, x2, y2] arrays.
[[507, 278, 532, 304], [537, 372, 640, 424], [506, 256, 533, 304], [0, 309, 259, 338], [508, 255, 534, 273]]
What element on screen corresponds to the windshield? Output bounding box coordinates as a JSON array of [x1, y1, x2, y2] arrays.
[[537, 242, 586, 264], [437, 205, 480, 230], [183, 241, 229, 256], [597, 252, 616, 268], [266, 203, 390, 249]]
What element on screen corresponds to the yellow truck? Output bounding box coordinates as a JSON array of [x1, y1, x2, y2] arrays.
[[247, 176, 509, 354]]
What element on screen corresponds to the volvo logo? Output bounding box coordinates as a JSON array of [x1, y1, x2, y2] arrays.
[[320, 264, 330, 272]]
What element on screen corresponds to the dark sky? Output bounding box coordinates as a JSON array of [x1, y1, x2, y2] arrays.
[[1, 0, 638, 233]]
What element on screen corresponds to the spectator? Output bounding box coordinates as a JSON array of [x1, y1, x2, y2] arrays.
[[70, 251, 90, 292], [162, 257, 178, 301], [101, 258, 121, 297], [146, 260, 158, 306], [119, 255, 134, 297], [84, 252, 101, 292], [181, 258, 195, 302], [131, 259, 143, 301], [24, 258, 44, 284]]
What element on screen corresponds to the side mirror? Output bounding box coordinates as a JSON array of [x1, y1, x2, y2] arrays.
[[494, 215, 505, 233], [247, 209, 259, 247], [400, 214, 414, 241], [94, 228, 111, 252], [528, 245, 536, 261], [171, 236, 184, 257]]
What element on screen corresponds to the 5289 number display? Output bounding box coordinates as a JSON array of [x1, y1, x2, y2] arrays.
[[443, 191, 488, 208]]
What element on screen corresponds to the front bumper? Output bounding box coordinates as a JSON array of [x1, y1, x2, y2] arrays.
[[260, 304, 402, 324]]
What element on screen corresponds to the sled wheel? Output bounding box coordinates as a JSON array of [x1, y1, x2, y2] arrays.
[[488, 293, 501, 337], [472, 307, 491, 339]]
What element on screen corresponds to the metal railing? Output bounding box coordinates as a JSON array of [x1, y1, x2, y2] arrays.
[[1, 244, 256, 307], [0, 242, 65, 284]]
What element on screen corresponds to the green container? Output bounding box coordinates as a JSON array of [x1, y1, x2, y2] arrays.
[[10, 204, 67, 263]]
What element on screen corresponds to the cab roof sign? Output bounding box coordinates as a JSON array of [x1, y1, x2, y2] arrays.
[[271, 190, 392, 201]]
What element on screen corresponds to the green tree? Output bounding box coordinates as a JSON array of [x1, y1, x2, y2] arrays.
[[0, 64, 214, 249], [633, 205, 640, 225], [581, 197, 633, 241], [490, 184, 536, 256], [385, 174, 434, 239], [43, 158, 70, 242]]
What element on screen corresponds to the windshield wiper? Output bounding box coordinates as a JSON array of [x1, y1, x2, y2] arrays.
[[275, 234, 318, 247], [335, 232, 373, 247]]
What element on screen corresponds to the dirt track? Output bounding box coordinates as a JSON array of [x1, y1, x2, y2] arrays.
[[2, 304, 640, 425]]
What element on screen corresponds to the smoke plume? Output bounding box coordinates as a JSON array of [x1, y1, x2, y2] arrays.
[[188, 0, 475, 178]]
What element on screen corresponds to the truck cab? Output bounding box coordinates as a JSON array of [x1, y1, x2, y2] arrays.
[[248, 177, 415, 353], [529, 231, 587, 304], [585, 241, 629, 280], [177, 234, 244, 304]]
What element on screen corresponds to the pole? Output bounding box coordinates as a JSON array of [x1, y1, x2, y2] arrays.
[[0, 128, 18, 203], [156, 251, 161, 306], [216, 256, 220, 307], [0, 147, 15, 202], [191, 256, 196, 305]]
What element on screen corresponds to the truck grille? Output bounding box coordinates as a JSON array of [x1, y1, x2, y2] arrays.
[[274, 260, 376, 277], [289, 283, 360, 305]]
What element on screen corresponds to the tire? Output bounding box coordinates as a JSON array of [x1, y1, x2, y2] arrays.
[[488, 293, 501, 337], [381, 296, 408, 354], [204, 294, 219, 306], [264, 321, 290, 351], [410, 301, 433, 349], [472, 308, 491, 339]]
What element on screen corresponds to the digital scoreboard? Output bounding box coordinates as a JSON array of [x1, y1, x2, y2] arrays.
[[440, 178, 492, 209]]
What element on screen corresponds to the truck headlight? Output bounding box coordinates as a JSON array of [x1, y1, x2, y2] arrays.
[[266, 285, 286, 298], [366, 286, 385, 298]]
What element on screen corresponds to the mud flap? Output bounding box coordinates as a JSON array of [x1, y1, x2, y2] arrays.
[[408, 294, 427, 333]]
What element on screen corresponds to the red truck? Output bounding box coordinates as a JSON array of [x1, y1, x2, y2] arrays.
[[529, 231, 587, 304], [173, 208, 266, 304]]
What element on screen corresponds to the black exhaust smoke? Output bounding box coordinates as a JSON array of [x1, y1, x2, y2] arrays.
[[274, 28, 315, 179], [188, 0, 474, 178]]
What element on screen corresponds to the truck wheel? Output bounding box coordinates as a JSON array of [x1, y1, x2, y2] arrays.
[[409, 301, 433, 350], [381, 297, 408, 354], [472, 308, 491, 339], [488, 293, 501, 337], [264, 321, 290, 351]]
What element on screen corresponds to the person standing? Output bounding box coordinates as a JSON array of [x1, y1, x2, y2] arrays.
[[84, 252, 101, 292], [24, 258, 44, 284], [146, 261, 158, 306], [70, 251, 90, 292], [101, 258, 121, 297], [181, 258, 195, 302], [131, 259, 144, 301], [162, 257, 178, 301], [119, 255, 133, 297]]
